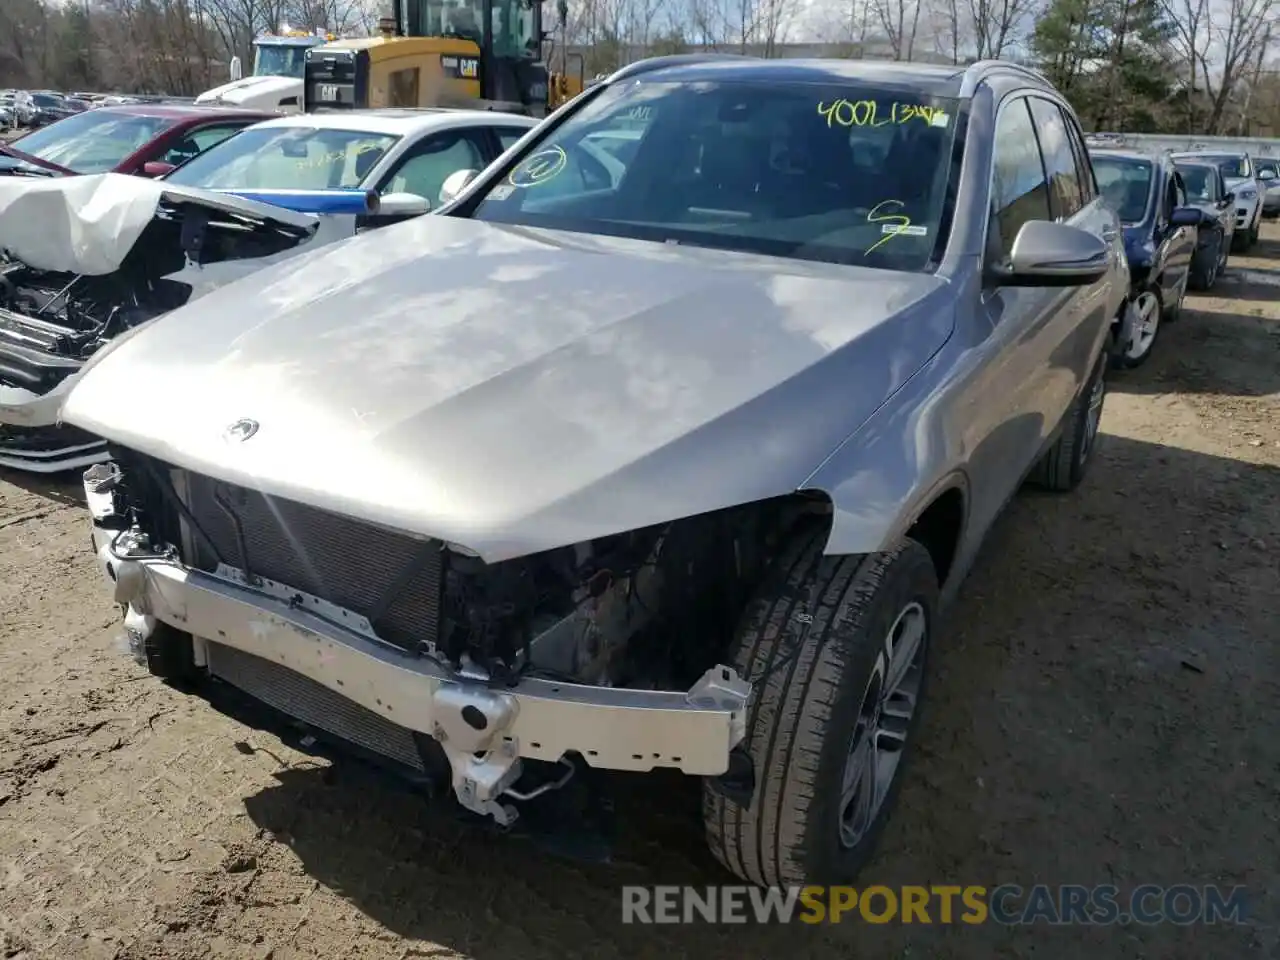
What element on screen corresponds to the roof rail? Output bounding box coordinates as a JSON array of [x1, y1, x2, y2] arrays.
[[958, 59, 1051, 97], [607, 54, 758, 83]]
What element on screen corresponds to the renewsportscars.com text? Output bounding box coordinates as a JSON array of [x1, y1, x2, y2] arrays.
[[621, 884, 1248, 925]]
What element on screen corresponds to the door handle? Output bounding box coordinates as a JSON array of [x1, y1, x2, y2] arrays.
[[1101, 227, 1118, 242]]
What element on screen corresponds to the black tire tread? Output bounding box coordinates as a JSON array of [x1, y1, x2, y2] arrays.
[[702, 530, 932, 886], [1029, 351, 1105, 492]]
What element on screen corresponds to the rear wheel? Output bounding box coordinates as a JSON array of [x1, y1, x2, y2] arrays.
[[1029, 350, 1106, 492], [702, 531, 938, 886], [1115, 289, 1161, 368], [1191, 236, 1221, 291]]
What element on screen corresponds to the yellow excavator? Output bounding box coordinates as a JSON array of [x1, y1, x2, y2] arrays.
[[302, 0, 584, 117]]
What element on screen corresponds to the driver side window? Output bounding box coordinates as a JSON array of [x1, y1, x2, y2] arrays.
[[379, 130, 485, 204]]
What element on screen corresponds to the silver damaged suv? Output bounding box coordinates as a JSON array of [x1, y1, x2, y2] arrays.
[[65, 56, 1128, 886]]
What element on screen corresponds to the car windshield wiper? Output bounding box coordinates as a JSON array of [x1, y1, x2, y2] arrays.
[[0, 163, 58, 177], [0, 143, 72, 175]]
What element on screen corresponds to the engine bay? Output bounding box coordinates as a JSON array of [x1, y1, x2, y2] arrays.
[[0, 199, 316, 398]]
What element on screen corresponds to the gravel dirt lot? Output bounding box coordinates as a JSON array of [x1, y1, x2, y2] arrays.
[[2, 226, 1279, 960]]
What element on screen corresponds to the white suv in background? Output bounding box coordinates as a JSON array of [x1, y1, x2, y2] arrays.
[[1174, 150, 1265, 250]]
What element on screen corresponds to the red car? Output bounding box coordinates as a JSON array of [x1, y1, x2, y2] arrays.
[[0, 103, 274, 178]]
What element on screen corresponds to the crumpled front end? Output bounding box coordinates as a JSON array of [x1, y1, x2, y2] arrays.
[[81, 450, 783, 826]]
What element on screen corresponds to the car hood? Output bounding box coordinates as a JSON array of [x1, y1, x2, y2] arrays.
[[1224, 175, 1256, 193], [62, 217, 954, 562], [0, 172, 320, 274], [195, 75, 298, 105]]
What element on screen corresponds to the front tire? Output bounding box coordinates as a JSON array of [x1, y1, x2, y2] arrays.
[[703, 531, 938, 887]]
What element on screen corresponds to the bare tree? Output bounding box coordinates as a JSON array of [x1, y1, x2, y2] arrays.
[[1159, 0, 1210, 131], [1195, 0, 1278, 132], [966, 0, 1030, 58], [872, 0, 922, 58], [929, 0, 963, 62]]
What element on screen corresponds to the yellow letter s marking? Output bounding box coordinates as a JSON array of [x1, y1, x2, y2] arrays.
[[865, 200, 911, 254]]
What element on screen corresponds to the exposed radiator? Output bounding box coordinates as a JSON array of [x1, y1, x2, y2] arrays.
[[205, 642, 425, 772], [175, 471, 444, 656]]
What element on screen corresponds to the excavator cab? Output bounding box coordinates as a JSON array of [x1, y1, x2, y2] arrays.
[[303, 0, 557, 115]]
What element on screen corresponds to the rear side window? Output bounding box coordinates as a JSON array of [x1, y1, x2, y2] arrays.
[[1027, 97, 1082, 219], [991, 98, 1050, 253]]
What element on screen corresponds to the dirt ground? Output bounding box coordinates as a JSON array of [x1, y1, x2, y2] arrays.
[[2, 227, 1279, 960]]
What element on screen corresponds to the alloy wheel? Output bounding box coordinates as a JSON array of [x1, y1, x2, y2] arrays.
[[839, 602, 927, 849], [1125, 292, 1160, 361]]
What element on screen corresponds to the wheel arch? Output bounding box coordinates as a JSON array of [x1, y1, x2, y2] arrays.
[[901, 479, 969, 590], [810, 470, 970, 592]]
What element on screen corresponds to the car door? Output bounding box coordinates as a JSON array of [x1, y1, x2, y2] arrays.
[[1217, 168, 1236, 243], [1024, 96, 1112, 431], [1155, 169, 1194, 303], [965, 96, 1066, 538], [373, 127, 490, 210]]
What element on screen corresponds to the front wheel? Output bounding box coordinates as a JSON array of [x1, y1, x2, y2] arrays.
[[702, 531, 939, 887]]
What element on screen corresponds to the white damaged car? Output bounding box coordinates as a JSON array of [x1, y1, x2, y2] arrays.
[[0, 173, 411, 471]]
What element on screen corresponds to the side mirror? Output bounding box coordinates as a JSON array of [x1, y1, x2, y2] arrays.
[[141, 160, 176, 178], [439, 168, 478, 205], [1223, 191, 1235, 205], [987, 220, 1110, 288], [230, 56, 243, 82], [375, 192, 431, 217], [1169, 206, 1203, 228]]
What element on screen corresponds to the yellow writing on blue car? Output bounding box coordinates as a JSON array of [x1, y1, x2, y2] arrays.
[[817, 100, 948, 129], [864, 200, 927, 254], [509, 145, 568, 187]]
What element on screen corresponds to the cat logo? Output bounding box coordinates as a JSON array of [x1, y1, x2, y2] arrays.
[[458, 57, 479, 79]]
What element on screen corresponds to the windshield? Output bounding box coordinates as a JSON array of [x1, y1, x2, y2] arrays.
[[1176, 164, 1217, 203], [1195, 153, 1250, 179], [164, 125, 399, 189], [9, 111, 175, 172], [1256, 158, 1278, 177], [469, 79, 960, 271], [491, 0, 539, 58], [1091, 155, 1153, 223], [253, 43, 312, 79], [31, 94, 60, 108]]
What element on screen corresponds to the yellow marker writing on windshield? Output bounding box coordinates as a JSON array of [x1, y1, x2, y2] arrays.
[[509, 145, 567, 187], [865, 200, 912, 254], [295, 141, 382, 170], [817, 100, 944, 129]]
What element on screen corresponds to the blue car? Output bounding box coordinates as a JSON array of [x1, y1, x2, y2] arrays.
[[1090, 148, 1201, 368]]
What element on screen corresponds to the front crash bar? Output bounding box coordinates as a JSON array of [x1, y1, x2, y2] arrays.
[[90, 530, 752, 783]]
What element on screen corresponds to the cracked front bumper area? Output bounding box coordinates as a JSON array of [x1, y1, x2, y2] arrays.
[[0, 422, 107, 473], [85, 484, 751, 827], [0, 378, 106, 473]]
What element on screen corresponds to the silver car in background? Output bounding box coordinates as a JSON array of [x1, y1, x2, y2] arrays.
[[64, 56, 1127, 887]]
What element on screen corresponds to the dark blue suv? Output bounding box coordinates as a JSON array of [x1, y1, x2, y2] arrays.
[[1090, 148, 1200, 368]]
